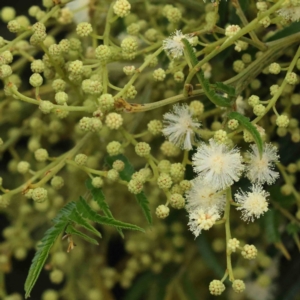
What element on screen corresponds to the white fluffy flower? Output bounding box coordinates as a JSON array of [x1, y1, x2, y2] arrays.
[[277, 6, 300, 22], [162, 104, 201, 150], [188, 206, 220, 238], [235, 184, 269, 222], [185, 176, 226, 212], [245, 143, 279, 185], [192, 139, 244, 191], [163, 30, 194, 58]]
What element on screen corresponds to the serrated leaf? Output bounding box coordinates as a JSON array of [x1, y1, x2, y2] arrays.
[[182, 38, 232, 108], [105, 154, 152, 225], [69, 208, 101, 238], [214, 82, 236, 97], [264, 209, 280, 244], [65, 224, 99, 245], [85, 178, 124, 237], [24, 202, 75, 298], [77, 197, 145, 232], [228, 111, 264, 157]]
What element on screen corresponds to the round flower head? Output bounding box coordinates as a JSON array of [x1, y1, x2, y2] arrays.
[[185, 176, 226, 213], [163, 30, 194, 59], [245, 143, 279, 185], [277, 6, 300, 22], [235, 184, 269, 222], [188, 206, 220, 238], [162, 104, 201, 150], [192, 139, 244, 191]]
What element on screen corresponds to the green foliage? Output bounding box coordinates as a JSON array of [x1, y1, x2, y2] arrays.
[[286, 223, 300, 235], [266, 22, 300, 42], [24, 196, 144, 298], [269, 185, 296, 208], [182, 38, 233, 108], [228, 111, 264, 157], [263, 209, 280, 244], [106, 154, 152, 225]]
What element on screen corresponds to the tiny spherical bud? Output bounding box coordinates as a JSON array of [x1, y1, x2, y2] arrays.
[[127, 23, 140, 36], [79, 117, 92, 131], [169, 193, 185, 209], [214, 130, 227, 144], [29, 73, 43, 87], [209, 280, 225, 296], [42, 289, 59, 300], [174, 71, 184, 82], [17, 161, 30, 174], [228, 238, 240, 253], [157, 173, 173, 189], [49, 269, 64, 284], [233, 60, 245, 73], [179, 180, 191, 192], [270, 84, 279, 96], [189, 100, 204, 117], [74, 154, 87, 166], [0, 50, 13, 64], [281, 184, 293, 196], [39, 101, 54, 114], [121, 36, 138, 52], [98, 94, 115, 112], [242, 53, 252, 64], [32, 187, 48, 203], [107, 169, 119, 182], [113, 0, 131, 17], [112, 160, 125, 172], [256, 1, 268, 11], [7, 20, 21, 33], [241, 244, 257, 260], [232, 279, 245, 293], [92, 177, 103, 188], [123, 66, 135, 76], [107, 141, 122, 156], [166, 7, 181, 23], [227, 119, 239, 130], [0, 65, 12, 79], [55, 91, 68, 105], [145, 54, 158, 67], [105, 113, 123, 130], [225, 25, 241, 38], [51, 176, 64, 190], [253, 104, 266, 117], [95, 45, 111, 62], [259, 16, 270, 28], [158, 160, 171, 173], [128, 179, 143, 194], [276, 115, 289, 128], [68, 60, 83, 75], [34, 148, 49, 162], [155, 205, 170, 219], [269, 63, 281, 74], [135, 142, 151, 157], [170, 163, 185, 183], [90, 118, 102, 132], [153, 68, 166, 82], [1, 7, 16, 22], [285, 72, 298, 85], [248, 95, 260, 107], [160, 141, 180, 157], [76, 22, 93, 37], [147, 120, 162, 135], [31, 60, 45, 73], [52, 79, 66, 92], [125, 85, 137, 99]]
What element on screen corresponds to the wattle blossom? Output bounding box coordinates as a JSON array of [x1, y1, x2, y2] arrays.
[[162, 30, 194, 58], [185, 176, 226, 212], [245, 143, 279, 185], [188, 206, 220, 238], [192, 139, 244, 191], [235, 184, 269, 222], [162, 104, 201, 150]]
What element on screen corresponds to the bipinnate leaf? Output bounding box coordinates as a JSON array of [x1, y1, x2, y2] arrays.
[[182, 38, 232, 108], [24, 202, 75, 298], [105, 154, 152, 225], [228, 111, 264, 157], [65, 225, 99, 245]]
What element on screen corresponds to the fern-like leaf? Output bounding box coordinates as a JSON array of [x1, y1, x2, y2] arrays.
[[76, 197, 145, 232], [24, 202, 75, 298], [65, 224, 99, 245]]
